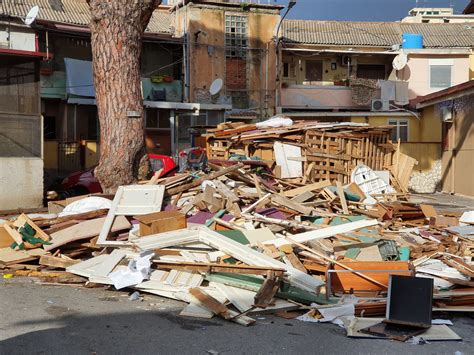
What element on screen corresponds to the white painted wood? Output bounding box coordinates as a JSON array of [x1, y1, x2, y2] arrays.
[[274, 142, 303, 178], [97, 185, 164, 247], [180, 302, 215, 319], [133, 226, 324, 292], [264, 219, 379, 247], [93, 250, 127, 278]]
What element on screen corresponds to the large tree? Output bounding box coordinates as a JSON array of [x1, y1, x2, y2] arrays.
[[87, 0, 161, 193]]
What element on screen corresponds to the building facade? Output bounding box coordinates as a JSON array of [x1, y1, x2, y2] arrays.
[[277, 20, 474, 180], [0, 19, 43, 209]]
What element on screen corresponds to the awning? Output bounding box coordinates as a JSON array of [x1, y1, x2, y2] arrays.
[[64, 58, 95, 97]]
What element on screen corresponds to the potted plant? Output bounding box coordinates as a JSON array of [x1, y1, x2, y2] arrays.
[[333, 73, 347, 86]]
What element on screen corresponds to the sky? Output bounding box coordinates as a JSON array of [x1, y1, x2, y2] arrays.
[[273, 0, 467, 21]]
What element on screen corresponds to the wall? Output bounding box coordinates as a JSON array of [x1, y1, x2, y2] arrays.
[[397, 54, 470, 99], [0, 25, 36, 51], [0, 158, 43, 210], [351, 110, 442, 172], [441, 94, 474, 197], [175, 3, 279, 116]]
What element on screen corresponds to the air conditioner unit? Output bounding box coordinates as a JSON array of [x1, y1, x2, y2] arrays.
[[440, 106, 453, 122], [371, 99, 389, 112]]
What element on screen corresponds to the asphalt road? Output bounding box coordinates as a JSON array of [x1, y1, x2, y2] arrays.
[[1, 279, 473, 355]]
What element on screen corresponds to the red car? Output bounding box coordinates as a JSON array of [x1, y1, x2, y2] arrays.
[[59, 154, 177, 195]]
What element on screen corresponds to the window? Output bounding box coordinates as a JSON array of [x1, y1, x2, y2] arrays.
[[145, 108, 171, 129], [225, 15, 247, 58], [430, 65, 451, 88], [305, 60, 323, 82], [388, 119, 409, 142]]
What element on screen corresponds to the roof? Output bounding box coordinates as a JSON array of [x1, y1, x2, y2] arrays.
[[282, 20, 474, 48], [464, 1, 474, 14], [411, 80, 474, 107], [0, 0, 172, 34]]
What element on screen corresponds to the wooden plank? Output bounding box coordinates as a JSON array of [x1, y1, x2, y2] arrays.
[[34, 209, 109, 228], [271, 194, 313, 215], [331, 261, 412, 292], [153, 261, 285, 276], [254, 271, 281, 308], [274, 142, 302, 178], [0, 225, 14, 248], [420, 204, 438, 219], [265, 219, 379, 247], [282, 180, 332, 197], [189, 287, 256, 326], [336, 181, 349, 215], [39, 255, 80, 269], [0, 247, 46, 265], [45, 216, 131, 251]]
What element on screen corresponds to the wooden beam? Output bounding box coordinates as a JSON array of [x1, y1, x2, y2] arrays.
[[282, 180, 332, 198]]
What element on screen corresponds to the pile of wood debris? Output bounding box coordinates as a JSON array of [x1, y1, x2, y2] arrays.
[[1, 123, 473, 340]]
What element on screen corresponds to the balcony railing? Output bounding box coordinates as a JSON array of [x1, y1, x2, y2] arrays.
[[281, 84, 367, 110]]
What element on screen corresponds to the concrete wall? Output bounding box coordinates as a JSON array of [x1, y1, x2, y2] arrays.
[[0, 158, 43, 210], [441, 93, 474, 197], [397, 54, 471, 99]]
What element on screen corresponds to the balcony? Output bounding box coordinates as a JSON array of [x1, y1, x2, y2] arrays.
[[280, 84, 367, 111]]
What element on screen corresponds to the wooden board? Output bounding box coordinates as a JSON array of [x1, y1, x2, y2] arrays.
[[330, 261, 412, 293], [274, 142, 302, 179], [0, 225, 14, 248], [0, 247, 46, 265], [45, 216, 131, 251]]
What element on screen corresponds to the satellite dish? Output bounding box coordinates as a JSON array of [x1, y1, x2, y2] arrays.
[[209, 78, 223, 96], [24, 6, 39, 26], [392, 53, 408, 71]]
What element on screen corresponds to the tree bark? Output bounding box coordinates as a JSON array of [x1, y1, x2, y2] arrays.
[[88, 0, 161, 193]]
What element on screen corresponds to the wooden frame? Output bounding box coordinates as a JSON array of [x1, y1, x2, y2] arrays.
[[133, 226, 324, 293], [97, 185, 165, 247]]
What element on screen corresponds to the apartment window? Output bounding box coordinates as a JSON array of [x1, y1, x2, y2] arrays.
[[430, 65, 452, 88], [225, 15, 247, 58], [388, 119, 409, 142]]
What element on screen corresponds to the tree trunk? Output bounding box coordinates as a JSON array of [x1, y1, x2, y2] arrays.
[[88, 0, 161, 193]]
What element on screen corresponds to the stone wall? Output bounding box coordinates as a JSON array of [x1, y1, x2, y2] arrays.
[[409, 160, 442, 194]]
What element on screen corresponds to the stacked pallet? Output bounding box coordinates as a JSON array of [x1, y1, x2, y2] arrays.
[[206, 121, 396, 185]]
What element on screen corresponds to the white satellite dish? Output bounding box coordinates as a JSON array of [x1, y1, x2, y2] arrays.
[[24, 5, 39, 26], [209, 78, 223, 96], [392, 53, 408, 71]]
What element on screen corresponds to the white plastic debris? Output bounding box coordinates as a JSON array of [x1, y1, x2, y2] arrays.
[[256, 115, 293, 129], [297, 303, 355, 327], [351, 164, 396, 205], [109, 252, 153, 290], [58, 196, 112, 217]]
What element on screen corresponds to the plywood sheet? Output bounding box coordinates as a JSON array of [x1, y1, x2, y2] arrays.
[[45, 216, 131, 251]]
